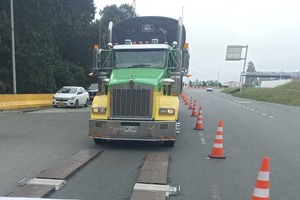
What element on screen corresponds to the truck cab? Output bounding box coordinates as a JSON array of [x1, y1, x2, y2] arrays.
[[89, 16, 189, 147]]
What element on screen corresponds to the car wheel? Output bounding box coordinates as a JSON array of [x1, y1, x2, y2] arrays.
[[85, 99, 89, 107], [74, 100, 79, 108], [94, 138, 106, 145], [163, 140, 175, 147]]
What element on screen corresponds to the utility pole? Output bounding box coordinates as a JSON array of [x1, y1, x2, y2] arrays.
[[217, 68, 221, 88], [240, 45, 248, 91], [10, 0, 17, 94]]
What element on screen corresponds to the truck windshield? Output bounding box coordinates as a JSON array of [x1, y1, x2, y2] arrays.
[[114, 49, 167, 68]]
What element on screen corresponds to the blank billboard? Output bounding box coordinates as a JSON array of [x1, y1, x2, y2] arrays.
[[226, 45, 243, 61]]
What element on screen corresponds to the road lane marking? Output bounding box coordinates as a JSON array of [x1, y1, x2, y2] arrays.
[[207, 95, 275, 119], [233, 100, 251, 104], [212, 184, 221, 200], [199, 133, 206, 144], [204, 100, 210, 104]]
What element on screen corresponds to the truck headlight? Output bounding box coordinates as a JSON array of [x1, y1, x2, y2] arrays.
[[92, 107, 107, 113], [159, 108, 175, 115], [69, 97, 76, 100]]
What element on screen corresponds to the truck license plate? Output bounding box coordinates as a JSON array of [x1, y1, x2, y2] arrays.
[[123, 126, 137, 133]]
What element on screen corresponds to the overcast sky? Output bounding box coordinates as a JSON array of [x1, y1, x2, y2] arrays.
[[94, 0, 300, 83]]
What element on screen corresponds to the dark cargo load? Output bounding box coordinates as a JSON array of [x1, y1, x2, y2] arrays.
[[112, 16, 186, 46]]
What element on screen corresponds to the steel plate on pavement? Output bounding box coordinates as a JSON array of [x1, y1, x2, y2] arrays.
[[38, 149, 102, 180], [130, 190, 166, 200], [137, 152, 170, 185], [7, 185, 55, 198]]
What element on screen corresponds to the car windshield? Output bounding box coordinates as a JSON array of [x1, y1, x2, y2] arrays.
[[114, 49, 167, 68], [58, 87, 77, 94], [88, 84, 98, 90]]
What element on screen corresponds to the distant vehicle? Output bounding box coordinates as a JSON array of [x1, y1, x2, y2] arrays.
[[206, 86, 213, 92], [52, 86, 89, 108], [87, 83, 98, 101]]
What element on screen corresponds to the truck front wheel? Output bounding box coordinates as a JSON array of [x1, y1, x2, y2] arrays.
[[163, 141, 175, 147], [94, 138, 106, 145]]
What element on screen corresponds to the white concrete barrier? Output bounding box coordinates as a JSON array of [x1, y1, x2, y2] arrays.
[[260, 79, 291, 88]]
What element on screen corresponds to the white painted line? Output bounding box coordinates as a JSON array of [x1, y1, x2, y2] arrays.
[[255, 111, 260, 113], [261, 113, 267, 116], [200, 133, 206, 144], [246, 107, 250, 110], [27, 178, 66, 190], [233, 100, 251, 104], [269, 116, 274, 119], [134, 183, 170, 196], [250, 109, 255, 112], [212, 184, 221, 200]]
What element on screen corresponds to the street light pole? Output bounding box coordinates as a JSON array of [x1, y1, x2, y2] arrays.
[[217, 68, 221, 88], [240, 45, 248, 91], [10, 0, 17, 94]]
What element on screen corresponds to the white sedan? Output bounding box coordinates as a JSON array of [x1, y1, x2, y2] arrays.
[[206, 86, 213, 92], [52, 86, 90, 108]]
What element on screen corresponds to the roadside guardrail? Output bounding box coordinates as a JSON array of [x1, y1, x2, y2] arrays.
[[0, 94, 53, 110]]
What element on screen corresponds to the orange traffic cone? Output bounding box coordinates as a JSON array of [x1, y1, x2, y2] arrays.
[[208, 120, 226, 159], [252, 157, 270, 200], [194, 106, 204, 130], [189, 97, 193, 109], [191, 100, 198, 116], [185, 95, 189, 105]]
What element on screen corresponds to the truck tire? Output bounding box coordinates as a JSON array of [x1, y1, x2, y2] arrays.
[[163, 141, 174, 147], [94, 138, 106, 145]]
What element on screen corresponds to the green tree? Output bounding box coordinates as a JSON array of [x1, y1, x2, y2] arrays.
[[245, 61, 256, 87], [0, 1, 136, 94], [0, 0, 13, 93], [98, 4, 137, 48]]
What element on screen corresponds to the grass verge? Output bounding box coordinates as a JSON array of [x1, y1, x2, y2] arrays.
[[221, 80, 300, 106]]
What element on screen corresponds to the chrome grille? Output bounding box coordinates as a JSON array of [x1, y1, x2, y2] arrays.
[[110, 85, 153, 119]]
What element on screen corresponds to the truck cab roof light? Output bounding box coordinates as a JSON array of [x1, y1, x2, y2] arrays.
[[151, 39, 158, 44], [172, 41, 177, 48], [93, 44, 99, 50], [125, 39, 132, 45], [108, 43, 113, 49], [160, 78, 175, 84]]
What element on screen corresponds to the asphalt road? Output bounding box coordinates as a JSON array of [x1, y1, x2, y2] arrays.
[[1, 89, 300, 199]]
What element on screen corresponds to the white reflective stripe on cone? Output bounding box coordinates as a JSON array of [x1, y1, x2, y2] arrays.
[[253, 188, 269, 198], [215, 135, 223, 139], [217, 127, 223, 131], [257, 171, 269, 181], [213, 143, 223, 148]]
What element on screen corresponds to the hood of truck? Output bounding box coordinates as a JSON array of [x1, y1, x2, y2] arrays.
[[109, 68, 166, 87]]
